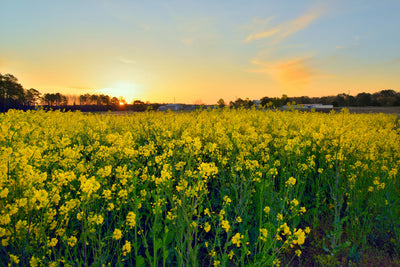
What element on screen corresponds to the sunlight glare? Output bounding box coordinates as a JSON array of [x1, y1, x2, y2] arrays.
[[96, 82, 142, 104]]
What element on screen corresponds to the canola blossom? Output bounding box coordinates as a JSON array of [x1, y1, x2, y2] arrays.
[[0, 108, 399, 266]]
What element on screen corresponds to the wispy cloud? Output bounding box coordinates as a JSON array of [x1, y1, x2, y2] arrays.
[[335, 35, 362, 50], [250, 56, 317, 93], [245, 7, 324, 44], [246, 28, 281, 42], [115, 56, 136, 64]]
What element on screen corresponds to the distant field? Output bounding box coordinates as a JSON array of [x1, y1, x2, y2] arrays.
[[335, 106, 400, 115]]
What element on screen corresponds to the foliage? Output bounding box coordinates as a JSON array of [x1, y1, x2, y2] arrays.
[[0, 74, 26, 112], [0, 108, 399, 266]]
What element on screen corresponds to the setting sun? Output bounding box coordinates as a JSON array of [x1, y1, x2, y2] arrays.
[[96, 82, 143, 104]]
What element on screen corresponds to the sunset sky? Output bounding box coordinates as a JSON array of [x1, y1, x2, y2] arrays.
[[1, 0, 399, 104]]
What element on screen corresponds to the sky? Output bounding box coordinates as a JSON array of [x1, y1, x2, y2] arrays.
[[1, 0, 399, 104]]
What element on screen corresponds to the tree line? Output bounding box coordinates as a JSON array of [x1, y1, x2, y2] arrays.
[[0, 73, 163, 112], [228, 90, 400, 109], [1, 72, 399, 112]]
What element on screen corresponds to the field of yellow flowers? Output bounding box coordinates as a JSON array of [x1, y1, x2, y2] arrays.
[[0, 108, 399, 266]]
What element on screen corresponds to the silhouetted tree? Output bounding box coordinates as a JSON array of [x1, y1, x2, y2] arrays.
[[55, 93, 62, 106], [356, 92, 372, 106], [217, 98, 225, 108], [281, 94, 288, 106], [332, 94, 346, 107], [43, 93, 54, 106], [0, 73, 25, 111], [260, 96, 271, 107], [372, 89, 400, 106], [111, 97, 119, 107], [89, 94, 99, 105], [42, 93, 67, 107], [25, 88, 41, 107], [99, 94, 110, 105], [132, 100, 146, 111], [79, 94, 88, 105]]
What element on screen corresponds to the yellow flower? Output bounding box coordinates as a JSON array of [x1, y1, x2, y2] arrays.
[[122, 240, 131, 256], [9, 254, 20, 264], [293, 229, 305, 245], [0, 188, 9, 198], [113, 229, 122, 240], [264, 206, 270, 214], [95, 215, 104, 225], [102, 189, 112, 200], [295, 249, 301, 257], [221, 220, 230, 232], [67, 236, 77, 247], [368, 186, 374, 192], [77, 212, 83, 221], [126, 212, 136, 228], [236, 216, 242, 223], [118, 189, 128, 199], [2, 237, 9, 246], [204, 208, 211, 217], [290, 199, 299, 207], [305, 227, 311, 234], [228, 250, 235, 260], [29, 256, 39, 267], [80, 176, 100, 197], [107, 203, 115, 211], [286, 177, 296, 186], [276, 213, 283, 221], [231, 232, 244, 247], [223, 195, 231, 206], [204, 222, 211, 233], [209, 249, 216, 257], [167, 211, 176, 221], [218, 209, 226, 220], [273, 258, 281, 266], [279, 223, 291, 236], [259, 228, 268, 241], [89, 214, 104, 225], [49, 237, 58, 247]]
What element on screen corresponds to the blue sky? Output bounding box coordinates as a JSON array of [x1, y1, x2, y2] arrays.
[[1, 0, 399, 104]]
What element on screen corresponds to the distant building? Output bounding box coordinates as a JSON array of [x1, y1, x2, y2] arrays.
[[253, 100, 261, 107], [282, 104, 334, 110], [158, 104, 185, 111], [158, 103, 218, 111]]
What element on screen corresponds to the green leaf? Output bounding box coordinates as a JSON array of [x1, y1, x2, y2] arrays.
[[156, 238, 163, 250], [136, 255, 145, 266], [164, 231, 174, 246]]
